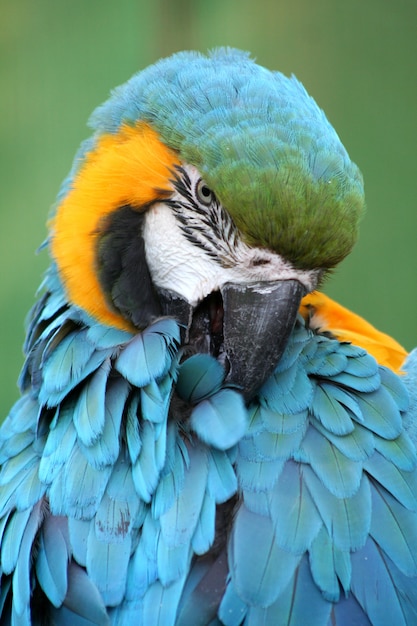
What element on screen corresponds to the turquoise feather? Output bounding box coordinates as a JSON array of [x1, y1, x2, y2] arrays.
[[73, 358, 111, 447], [268, 461, 322, 554], [350, 538, 409, 626], [206, 448, 237, 503], [229, 504, 302, 607], [176, 354, 225, 402], [190, 390, 247, 450], [50, 562, 110, 625], [244, 556, 332, 626], [35, 516, 70, 607]]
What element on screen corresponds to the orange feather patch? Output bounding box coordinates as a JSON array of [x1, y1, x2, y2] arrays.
[[50, 122, 180, 330], [300, 291, 407, 373]]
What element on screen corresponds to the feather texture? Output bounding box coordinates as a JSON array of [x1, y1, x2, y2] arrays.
[[1, 48, 417, 626], [1, 267, 416, 626]]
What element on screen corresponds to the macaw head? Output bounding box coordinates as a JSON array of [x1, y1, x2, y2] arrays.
[[49, 48, 365, 398]]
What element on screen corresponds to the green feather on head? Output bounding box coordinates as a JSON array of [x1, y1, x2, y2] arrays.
[[85, 48, 365, 270]]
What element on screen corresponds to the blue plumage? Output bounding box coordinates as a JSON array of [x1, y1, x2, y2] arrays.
[[1, 48, 416, 625], [2, 274, 416, 623]]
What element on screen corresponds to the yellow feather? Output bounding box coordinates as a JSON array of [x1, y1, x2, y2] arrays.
[[50, 123, 180, 330], [300, 292, 407, 373]]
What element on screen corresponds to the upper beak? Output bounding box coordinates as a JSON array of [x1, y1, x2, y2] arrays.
[[220, 279, 305, 399], [157, 279, 306, 401]]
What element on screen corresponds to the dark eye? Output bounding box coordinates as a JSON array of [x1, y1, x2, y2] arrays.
[[195, 178, 215, 206]]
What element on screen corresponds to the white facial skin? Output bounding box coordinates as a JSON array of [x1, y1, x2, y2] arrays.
[[143, 164, 319, 306]]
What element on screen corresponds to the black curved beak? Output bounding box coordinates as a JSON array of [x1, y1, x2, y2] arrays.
[[157, 279, 305, 401], [220, 280, 305, 399]]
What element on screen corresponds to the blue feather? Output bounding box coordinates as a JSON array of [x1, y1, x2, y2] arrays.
[[125, 392, 142, 464], [258, 403, 308, 435], [402, 349, 417, 446], [309, 527, 348, 601], [86, 521, 131, 606], [11, 502, 43, 623], [141, 578, 185, 626], [191, 492, 216, 554], [0, 445, 38, 489], [159, 444, 208, 548], [355, 387, 403, 439], [50, 562, 110, 625], [303, 465, 371, 551], [345, 350, 379, 377], [310, 416, 375, 462], [237, 455, 285, 492], [108, 600, 143, 626], [218, 582, 248, 625], [364, 451, 417, 510], [40, 348, 113, 407], [39, 403, 77, 484], [206, 448, 237, 503], [229, 503, 301, 607], [140, 376, 172, 424], [85, 324, 132, 349], [38, 329, 96, 400], [115, 319, 179, 388], [106, 455, 143, 516], [328, 370, 380, 394], [125, 517, 157, 598], [312, 350, 349, 377], [14, 458, 45, 511], [177, 552, 229, 626], [380, 366, 409, 412], [370, 483, 417, 576], [245, 555, 332, 626], [35, 516, 70, 607], [152, 425, 187, 518], [381, 553, 417, 625], [260, 362, 313, 414], [190, 389, 248, 450], [263, 358, 299, 396], [157, 537, 191, 586], [0, 430, 36, 464], [375, 431, 417, 471], [252, 424, 306, 461], [350, 537, 409, 626], [73, 358, 111, 447], [301, 426, 363, 498], [320, 384, 364, 422], [311, 382, 355, 435], [80, 377, 129, 469], [52, 445, 112, 518], [328, 592, 372, 626], [68, 517, 90, 567], [132, 420, 167, 503], [176, 354, 225, 403], [1, 509, 32, 575], [269, 460, 322, 554], [0, 395, 39, 459]]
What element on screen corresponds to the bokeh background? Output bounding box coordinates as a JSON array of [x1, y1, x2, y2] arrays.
[[1, 0, 416, 420]]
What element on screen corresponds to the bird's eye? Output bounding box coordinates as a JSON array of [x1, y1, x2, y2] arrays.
[[195, 178, 215, 206]]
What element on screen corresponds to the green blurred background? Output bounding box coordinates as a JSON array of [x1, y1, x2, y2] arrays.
[[1, 0, 416, 420]]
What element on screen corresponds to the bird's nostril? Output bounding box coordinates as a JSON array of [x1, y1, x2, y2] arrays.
[[250, 257, 270, 267]]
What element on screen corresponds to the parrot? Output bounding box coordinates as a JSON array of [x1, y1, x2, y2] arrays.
[[1, 47, 417, 626]]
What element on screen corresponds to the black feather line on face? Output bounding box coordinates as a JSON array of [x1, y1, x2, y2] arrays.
[[95, 205, 161, 328], [166, 166, 240, 268]]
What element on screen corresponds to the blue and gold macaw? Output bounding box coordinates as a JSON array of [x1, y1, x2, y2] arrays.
[[1, 48, 416, 625]]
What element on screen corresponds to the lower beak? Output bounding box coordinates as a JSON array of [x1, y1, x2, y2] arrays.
[[157, 279, 306, 401]]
